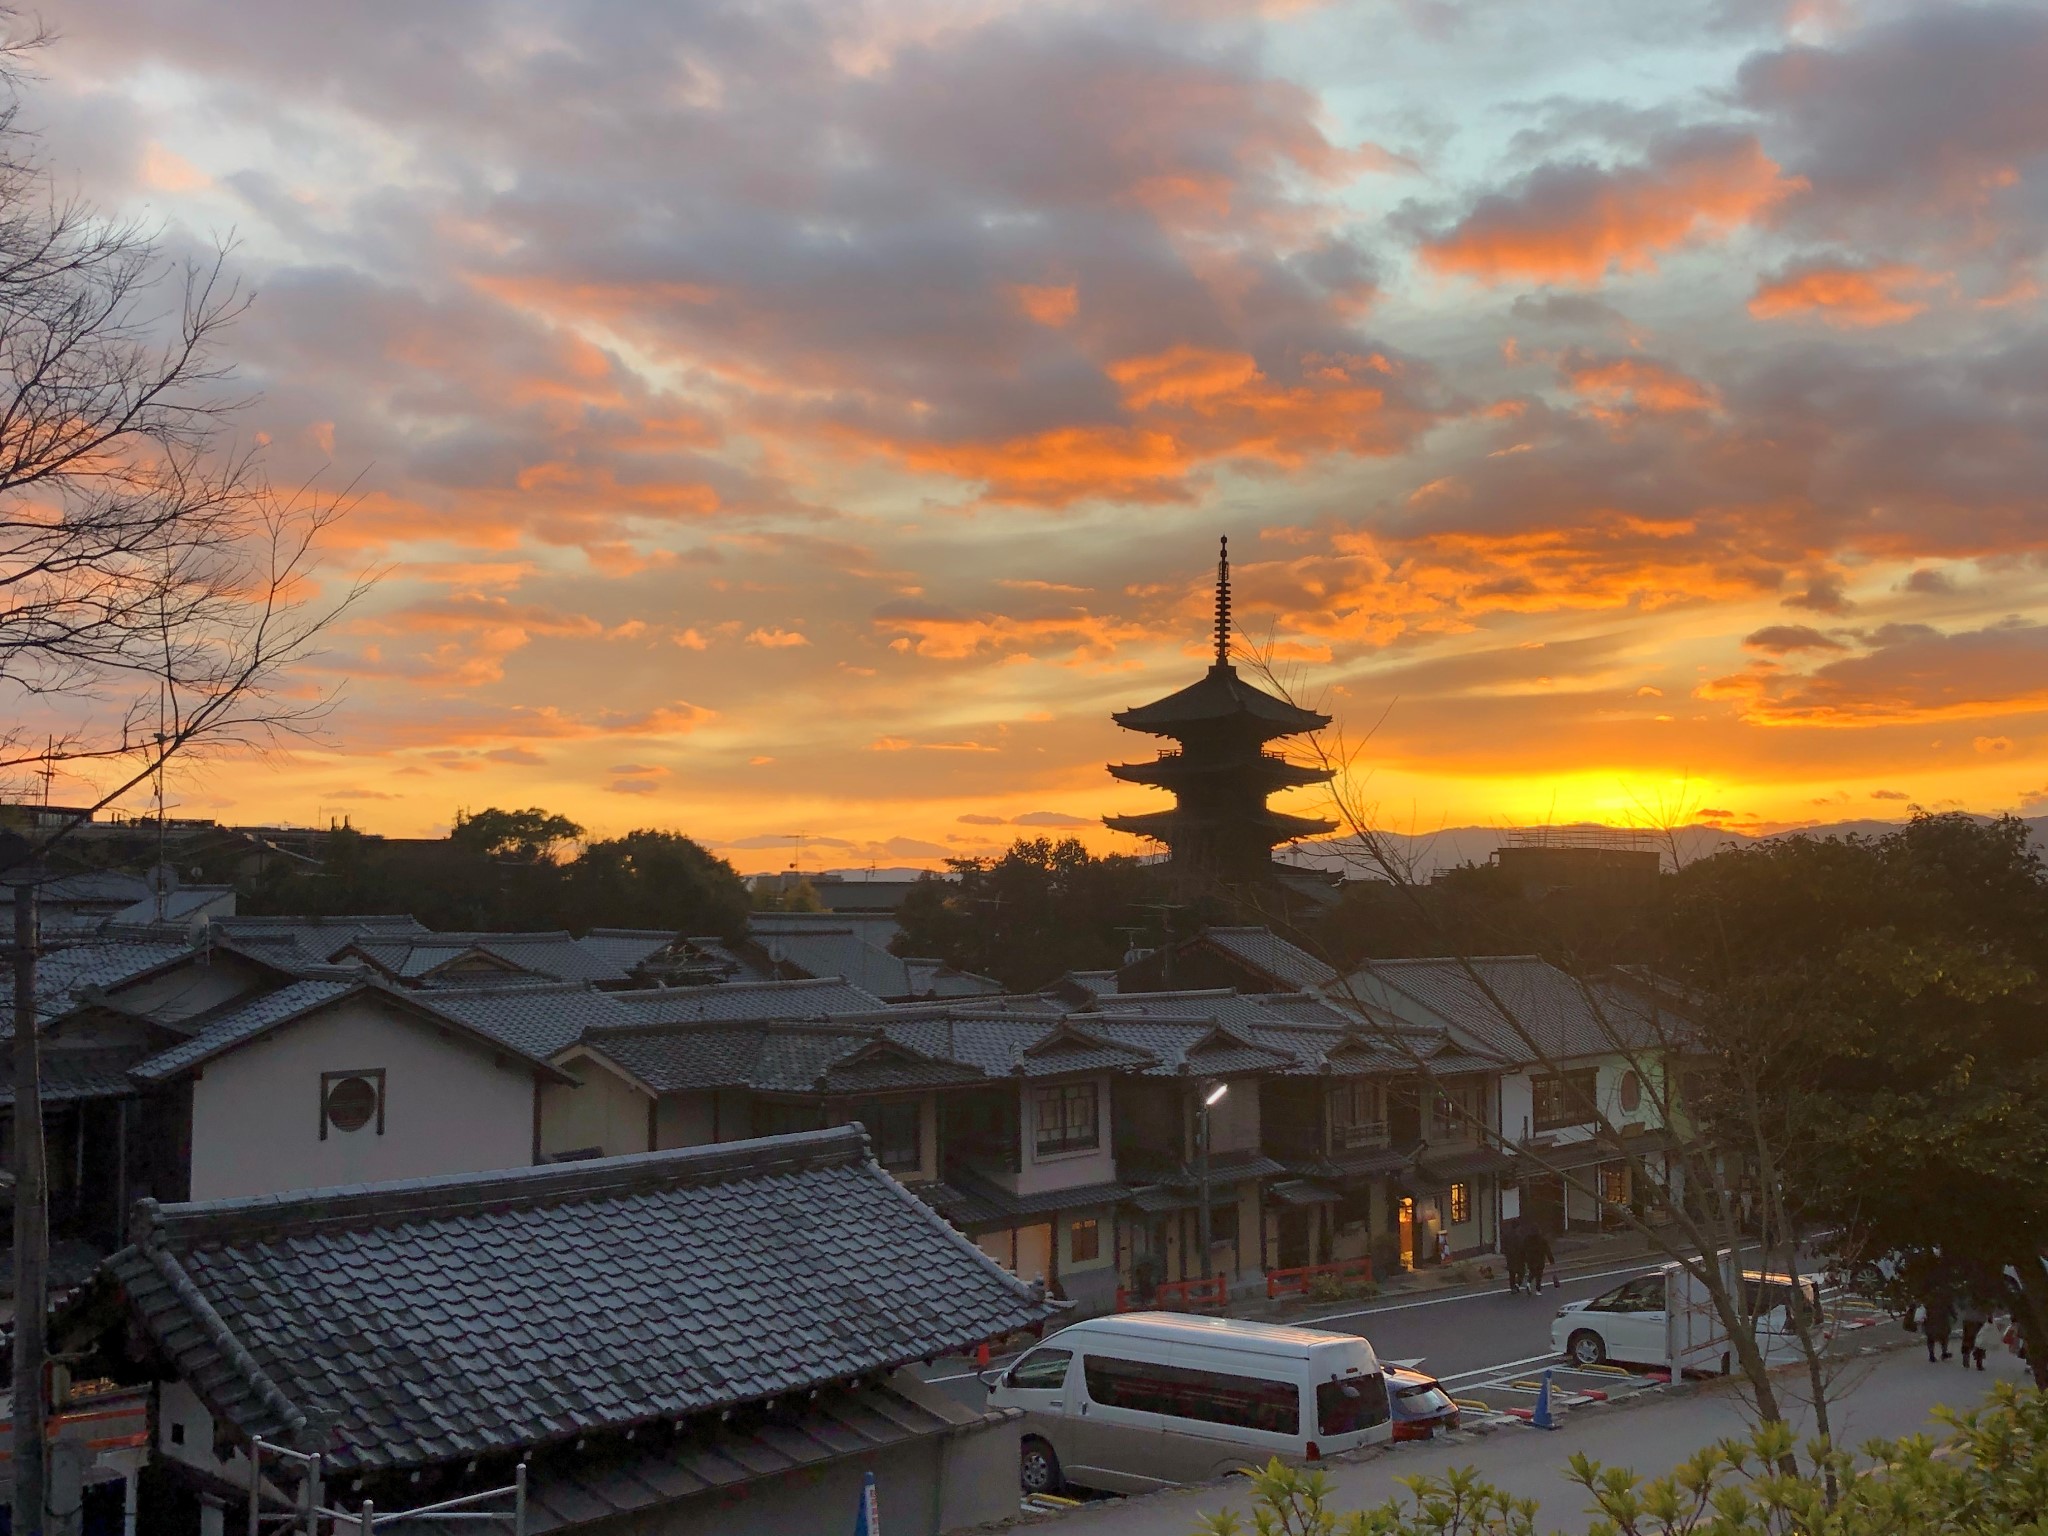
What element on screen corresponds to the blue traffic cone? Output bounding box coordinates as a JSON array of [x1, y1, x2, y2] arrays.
[[1530, 1368, 1557, 1430]]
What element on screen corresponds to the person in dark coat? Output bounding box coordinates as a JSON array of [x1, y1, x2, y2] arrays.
[[1959, 1293, 1993, 1371], [1501, 1217, 1528, 1292], [1525, 1227, 1555, 1292], [1922, 1286, 1955, 1362]]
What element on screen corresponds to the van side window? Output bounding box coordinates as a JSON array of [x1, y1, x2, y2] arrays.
[[1596, 1275, 1666, 1313], [1317, 1373, 1390, 1436], [1008, 1349, 1072, 1390], [1083, 1355, 1301, 1436]]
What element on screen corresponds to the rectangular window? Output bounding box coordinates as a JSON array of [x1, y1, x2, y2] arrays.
[[1317, 1373, 1391, 1436], [1034, 1082, 1099, 1156], [1448, 1182, 1471, 1224], [1070, 1218, 1101, 1264], [1600, 1164, 1629, 1208], [1531, 1069, 1600, 1131], [1430, 1081, 1481, 1140], [1084, 1355, 1300, 1436], [848, 1100, 922, 1173], [1329, 1082, 1385, 1148]]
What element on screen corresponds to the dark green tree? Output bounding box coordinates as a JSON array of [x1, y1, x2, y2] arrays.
[[1663, 813, 2048, 1386], [561, 829, 749, 939], [893, 837, 1169, 992], [449, 806, 585, 864]]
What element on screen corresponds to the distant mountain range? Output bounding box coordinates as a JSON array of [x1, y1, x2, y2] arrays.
[[786, 813, 2048, 884]]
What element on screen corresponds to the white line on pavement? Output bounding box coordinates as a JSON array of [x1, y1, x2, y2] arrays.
[[1296, 1260, 1660, 1327], [926, 1260, 1662, 1384], [1435, 1351, 1565, 1386]]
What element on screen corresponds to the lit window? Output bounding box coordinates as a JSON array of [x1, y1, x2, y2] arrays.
[[1448, 1182, 1470, 1224], [1600, 1165, 1629, 1207]]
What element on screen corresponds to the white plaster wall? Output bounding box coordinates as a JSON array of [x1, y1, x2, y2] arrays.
[[1007, 1076, 1116, 1196], [1498, 1070, 1536, 1144], [187, 997, 537, 1200], [541, 1053, 652, 1159], [111, 954, 265, 1024]]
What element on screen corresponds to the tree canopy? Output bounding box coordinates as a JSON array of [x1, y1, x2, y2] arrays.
[[893, 837, 1172, 992], [242, 808, 750, 940]]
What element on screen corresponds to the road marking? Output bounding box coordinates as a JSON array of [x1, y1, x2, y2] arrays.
[[1296, 1261, 1661, 1327], [1435, 1351, 1563, 1386], [927, 1259, 1663, 1385]]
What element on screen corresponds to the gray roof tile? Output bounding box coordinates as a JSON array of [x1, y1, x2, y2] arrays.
[[608, 978, 887, 1024], [1336, 958, 1676, 1064], [1198, 928, 1339, 991], [104, 1127, 1052, 1473]]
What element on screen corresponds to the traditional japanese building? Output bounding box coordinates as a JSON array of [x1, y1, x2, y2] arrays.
[[1105, 538, 1335, 886]]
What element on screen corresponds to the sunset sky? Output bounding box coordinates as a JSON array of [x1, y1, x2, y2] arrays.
[[41, 0, 2048, 869]]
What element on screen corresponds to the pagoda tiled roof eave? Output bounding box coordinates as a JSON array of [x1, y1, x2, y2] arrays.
[[1104, 807, 1337, 839], [1107, 757, 1333, 790], [1111, 665, 1330, 737]]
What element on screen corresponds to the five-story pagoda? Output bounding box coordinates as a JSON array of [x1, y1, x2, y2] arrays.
[[1105, 538, 1335, 886]]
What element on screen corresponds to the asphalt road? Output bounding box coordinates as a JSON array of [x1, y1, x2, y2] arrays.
[[1014, 1337, 2028, 1535], [921, 1258, 1664, 1412]]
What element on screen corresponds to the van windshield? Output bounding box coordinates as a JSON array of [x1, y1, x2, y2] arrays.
[[1084, 1355, 1301, 1436], [1317, 1372, 1390, 1436]]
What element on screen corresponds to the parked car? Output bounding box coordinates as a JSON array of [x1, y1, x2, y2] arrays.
[[1551, 1261, 1826, 1370], [984, 1312, 1393, 1496], [1385, 1366, 1459, 1441]]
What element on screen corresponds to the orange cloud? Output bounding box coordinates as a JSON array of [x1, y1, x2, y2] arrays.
[[1748, 261, 1942, 327], [1011, 283, 1079, 327], [1421, 131, 1803, 285], [885, 346, 1423, 504], [1559, 354, 1718, 415]]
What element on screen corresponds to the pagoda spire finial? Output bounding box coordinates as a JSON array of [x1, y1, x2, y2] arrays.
[[1214, 535, 1231, 669]]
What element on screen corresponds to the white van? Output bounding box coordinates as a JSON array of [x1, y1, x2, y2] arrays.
[[1551, 1262, 1827, 1371], [985, 1312, 1392, 1496]]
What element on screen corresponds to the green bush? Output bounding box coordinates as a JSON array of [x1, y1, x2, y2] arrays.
[[1198, 1385, 2048, 1536]]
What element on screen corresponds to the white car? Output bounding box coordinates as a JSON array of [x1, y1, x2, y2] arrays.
[[1552, 1267, 1826, 1370]]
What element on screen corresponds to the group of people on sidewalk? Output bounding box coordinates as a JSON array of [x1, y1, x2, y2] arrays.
[[1905, 1273, 2013, 1369]]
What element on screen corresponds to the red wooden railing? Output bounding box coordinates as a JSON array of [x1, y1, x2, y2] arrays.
[[1116, 1274, 1229, 1311], [1265, 1255, 1374, 1300]]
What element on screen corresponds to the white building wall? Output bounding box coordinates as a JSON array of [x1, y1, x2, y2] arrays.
[[187, 998, 537, 1200], [542, 1053, 652, 1159], [1006, 1076, 1116, 1196]]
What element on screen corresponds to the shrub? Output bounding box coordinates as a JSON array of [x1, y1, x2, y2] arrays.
[[1196, 1386, 2048, 1536]]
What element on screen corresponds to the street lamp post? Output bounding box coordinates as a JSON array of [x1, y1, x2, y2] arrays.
[[1196, 1081, 1228, 1285]]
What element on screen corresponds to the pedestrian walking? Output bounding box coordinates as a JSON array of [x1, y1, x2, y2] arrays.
[[1922, 1286, 1954, 1362], [1526, 1228, 1555, 1292], [1959, 1294, 1992, 1371], [1501, 1217, 1527, 1294]]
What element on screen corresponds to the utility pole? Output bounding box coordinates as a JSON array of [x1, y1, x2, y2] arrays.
[[1137, 902, 1187, 987], [1196, 1081, 1227, 1287], [6, 839, 47, 1536]]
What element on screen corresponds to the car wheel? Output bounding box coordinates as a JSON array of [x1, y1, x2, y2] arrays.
[[1020, 1437, 1064, 1495], [1568, 1330, 1607, 1367]]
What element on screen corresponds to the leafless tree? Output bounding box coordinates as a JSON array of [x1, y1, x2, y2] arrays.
[[0, 21, 365, 1531]]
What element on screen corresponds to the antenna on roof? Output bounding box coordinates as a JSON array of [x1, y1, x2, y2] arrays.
[[1214, 535, 1231, 669]]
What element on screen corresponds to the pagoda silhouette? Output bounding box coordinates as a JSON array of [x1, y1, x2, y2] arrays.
[[1104, 537, 1335, 886]]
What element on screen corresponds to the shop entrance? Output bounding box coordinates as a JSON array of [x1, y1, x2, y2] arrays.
[[1397, 1195, 1415, 1269]]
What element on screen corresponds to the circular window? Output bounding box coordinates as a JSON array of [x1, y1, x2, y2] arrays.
[[325, 1075, 379, 1133], [1619, 1071, 1642, 1114]]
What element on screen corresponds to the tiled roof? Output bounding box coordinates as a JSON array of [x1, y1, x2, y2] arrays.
[[1415, 1145, 1519, 1184], [131, 978, 572, 1083], [28, 940, 193, 1023], [1199, 927, 1339, 991], [607, 977, 887, 1024], [573, 928, 679, 973], [946, 1169, 1132, 1221], [207, 915, 427, 969], [1112, 663, 1329, 735], [104, 887, 236, 928], [0, 1046, 148, 1106], [519, 1377, 989, 1535], [128, 979, 363, 1081], [105, 1128, 1053, 1473], [426, 982, 640, 1059], [1082, 1017, 1295, 1078], [1337, 957, 1678, 1064], [745, 925, 1000, 1000]]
